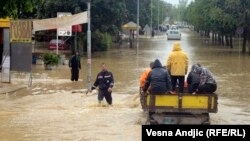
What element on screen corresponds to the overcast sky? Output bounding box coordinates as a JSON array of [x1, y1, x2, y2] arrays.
[[163, 0, 193, 6]]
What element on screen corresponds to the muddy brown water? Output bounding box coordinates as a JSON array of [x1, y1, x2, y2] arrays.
[[0, 29, 249, 141]]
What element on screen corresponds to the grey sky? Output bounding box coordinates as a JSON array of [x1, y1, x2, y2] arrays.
[[163, 0, 193, 6]]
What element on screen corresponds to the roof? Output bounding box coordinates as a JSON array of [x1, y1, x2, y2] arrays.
[[122, 21, 141, 30]]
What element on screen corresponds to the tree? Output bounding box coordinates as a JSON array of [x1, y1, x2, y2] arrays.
[[37, 0, 86, 18], [91, 0, 127, 35], [184, 0, 250, 50], [0, 0, 41, 19], [125, 0, 169, 29]]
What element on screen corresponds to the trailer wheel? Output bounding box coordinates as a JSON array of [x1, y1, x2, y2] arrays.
[[203, 121, 210, 125], [145, 120, 151, 125], [202, 113, 210, 125], [146, 120, 158, 125]]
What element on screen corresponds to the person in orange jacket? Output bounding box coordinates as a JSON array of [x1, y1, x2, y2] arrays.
[[139, 62, 153, 108], [140, 62, 154, 88]]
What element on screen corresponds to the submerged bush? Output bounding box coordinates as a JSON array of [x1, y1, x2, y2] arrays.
[[92, 30, 113, 51], [42, 53, 60, 66]]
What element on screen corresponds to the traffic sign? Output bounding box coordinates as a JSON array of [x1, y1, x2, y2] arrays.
[[57, 12, 72, 36], [236, 27, 244, 34], [58, 27, 72, 36]]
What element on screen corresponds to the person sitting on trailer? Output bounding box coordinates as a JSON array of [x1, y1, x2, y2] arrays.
[[187, 64, 202, 94], [143, 59, 172, 94], [187, 64, 217, 94], [140, 62, 154, 90], [196, 67, 217, 94], [139, 62, 154, 108]]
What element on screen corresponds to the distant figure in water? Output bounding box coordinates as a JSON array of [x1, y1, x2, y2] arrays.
[[69, 51, 81, 81]]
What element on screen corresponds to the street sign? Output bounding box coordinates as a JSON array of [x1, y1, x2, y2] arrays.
[[58, 29, 72, 36], [57, 12, 72, 36], [236, 27, 244, 34]]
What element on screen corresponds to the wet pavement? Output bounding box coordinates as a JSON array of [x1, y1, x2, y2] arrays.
[[0, 29, 250, 141]]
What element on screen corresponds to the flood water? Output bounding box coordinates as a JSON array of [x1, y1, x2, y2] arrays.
[[0, 29, 250, 141]]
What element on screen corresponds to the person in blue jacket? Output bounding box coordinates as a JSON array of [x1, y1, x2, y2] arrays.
[[92, 63, 114, 105], [143, 59, 172, 94]]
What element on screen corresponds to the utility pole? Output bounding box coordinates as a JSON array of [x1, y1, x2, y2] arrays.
[[136, 0, 139, 54], [150, 0, 152, 38], [74, 31, 77, 52], [157, 0, 159, 33], [56, 32, 58, 54], [87, 0, 92, 92], [161, 3, 163, 23]]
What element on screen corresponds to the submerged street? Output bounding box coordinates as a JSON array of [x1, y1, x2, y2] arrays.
[[0, 29, 250, 140]]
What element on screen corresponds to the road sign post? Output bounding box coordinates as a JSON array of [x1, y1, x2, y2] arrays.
[[56, 12, 72, 54], [236, 27, 243, 56], [87, 1, 92, 92]]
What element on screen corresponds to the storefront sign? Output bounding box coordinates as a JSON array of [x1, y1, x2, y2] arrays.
[[10, 20, 32, 42]]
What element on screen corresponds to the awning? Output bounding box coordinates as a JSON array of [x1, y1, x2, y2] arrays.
[[33, 12, 87, 31], [122, 21, 141, 30]]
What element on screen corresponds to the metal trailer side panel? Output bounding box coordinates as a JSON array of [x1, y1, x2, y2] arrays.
[[142, 93, 218, 113]]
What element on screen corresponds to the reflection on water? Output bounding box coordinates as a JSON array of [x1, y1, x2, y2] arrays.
[[0, 29, 250, 140]]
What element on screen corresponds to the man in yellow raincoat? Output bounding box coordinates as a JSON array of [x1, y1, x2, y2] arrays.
[[166, 42, 189, 94]]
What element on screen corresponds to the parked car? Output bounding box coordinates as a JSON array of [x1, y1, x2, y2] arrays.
[[166, 30, 181, 40], [48, 39, 70, 50], [169, 25, 178, 30]]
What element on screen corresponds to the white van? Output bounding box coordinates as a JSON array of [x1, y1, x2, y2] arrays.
[[166, 29, 181, 40]]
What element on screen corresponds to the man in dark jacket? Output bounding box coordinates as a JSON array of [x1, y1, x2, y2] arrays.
[[143, 59, 172, 94], [187, 64, 202, 94], [69, 51, 81, 81], [187, 64, 217, 94], [92, 63, 114, 105], [197, 67, 217, 94]]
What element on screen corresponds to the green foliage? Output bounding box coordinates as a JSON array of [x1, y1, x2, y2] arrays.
[[125, 0, 169, 28], [37, 0, 125, 51], [184, 0, 250, 35], [91, 0, 126, 35], [103, 32, 113, 49], [42, 53, 60, 66], [0, 0, 177, 52], [92, 30, 113, 52], [37, 0, 86, 18], [0, 0, 41, 19], [168, 0, 188, 24]]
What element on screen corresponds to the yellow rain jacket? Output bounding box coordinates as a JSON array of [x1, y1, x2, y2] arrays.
[[166, 42, 189, 76]]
